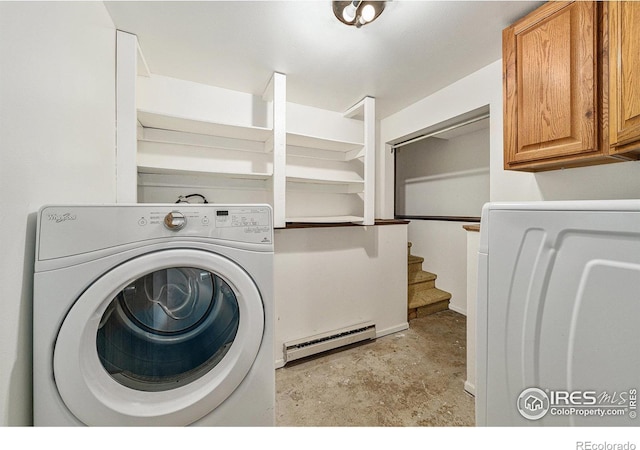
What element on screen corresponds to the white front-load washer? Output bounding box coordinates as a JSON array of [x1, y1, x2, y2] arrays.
[[33, 204, 274, 426]]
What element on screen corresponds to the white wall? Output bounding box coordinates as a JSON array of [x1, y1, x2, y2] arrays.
[[0, 3, 116, 425], [395, 127, 490, 217], [137, 74, 271, 129], [274, 224, 408, 368], [533, 162, 640, 200]]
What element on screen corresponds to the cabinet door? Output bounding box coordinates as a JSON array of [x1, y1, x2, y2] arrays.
[[503, 1, 598, 170], [609, 1, 640, 155]]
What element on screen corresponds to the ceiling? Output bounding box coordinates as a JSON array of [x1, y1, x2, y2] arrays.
[[104, 1, 542, 119]]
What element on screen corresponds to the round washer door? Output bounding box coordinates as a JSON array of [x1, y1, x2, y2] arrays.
[[53, 248, 264, 426]]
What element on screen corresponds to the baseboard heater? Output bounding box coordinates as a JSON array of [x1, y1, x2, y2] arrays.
[[283, 321, 376, 364]]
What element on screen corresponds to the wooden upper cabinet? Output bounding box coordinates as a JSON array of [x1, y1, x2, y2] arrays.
[[503, 1, 640, 171], [609, 1, 640, 155], [503, 1, 598, 170]]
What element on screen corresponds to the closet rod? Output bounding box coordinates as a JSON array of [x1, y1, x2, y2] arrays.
[[392, 114, 489, 150]]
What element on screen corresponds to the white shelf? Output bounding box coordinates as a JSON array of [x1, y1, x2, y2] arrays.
[[287, 175, 363, 185], [137, 110, 272, 142], [137, 171, 272, 192], [137, 140, 273, 180], [138, 166, 272, 179], [286, 215, 365, 224], [287, 132, 362, 153], [286, 144, 364, 161], [343, 98, 366, 120], [286, 154, 364, 188], [139, 128, 269, 153]]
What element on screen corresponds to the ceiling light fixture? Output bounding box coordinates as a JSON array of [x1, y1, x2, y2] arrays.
[[333, 1, 385, 28]]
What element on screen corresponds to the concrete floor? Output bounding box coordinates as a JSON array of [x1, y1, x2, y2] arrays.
[[275, 310, 474, 426]]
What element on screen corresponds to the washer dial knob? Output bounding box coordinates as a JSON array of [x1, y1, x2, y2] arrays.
[[164, 211, 186, 231]]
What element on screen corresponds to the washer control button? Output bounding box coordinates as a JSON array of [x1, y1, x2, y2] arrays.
[[164, 211, 186, 231]]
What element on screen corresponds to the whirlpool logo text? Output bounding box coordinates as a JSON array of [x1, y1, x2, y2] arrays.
[[47, 213, 77, 223]]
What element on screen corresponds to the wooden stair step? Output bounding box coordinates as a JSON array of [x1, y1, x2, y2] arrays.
[[408, 299, 450, 319], [409, 281, 437, 296], [409, 271, 437, 295], [408, 287, 452, 310], [408, 254, 424, 264], [408, 255, 424, 273], [408, 270, 436, 285]]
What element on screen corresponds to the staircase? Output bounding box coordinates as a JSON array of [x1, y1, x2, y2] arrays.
[[407, 242, 451, 320]]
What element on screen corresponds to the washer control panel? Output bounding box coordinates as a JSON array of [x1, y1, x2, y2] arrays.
[[37, 204, 273, 261], [137, 206, 272, 239], [138, 207, 270, 233]]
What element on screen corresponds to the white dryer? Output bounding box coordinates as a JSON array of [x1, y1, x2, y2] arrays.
[[477, 200, 640, 426], [33, 204, 274, 426]]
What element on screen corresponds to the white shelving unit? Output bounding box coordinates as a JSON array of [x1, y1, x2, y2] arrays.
[[130, 72, 286, 219], [283, 97, 375, 225], [136, 112, 274, 180], [116, 35, 373, 226]]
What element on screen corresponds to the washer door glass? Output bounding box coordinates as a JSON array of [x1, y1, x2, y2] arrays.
[[97, 267, 238, 392], [53, 248, 266, 426]]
